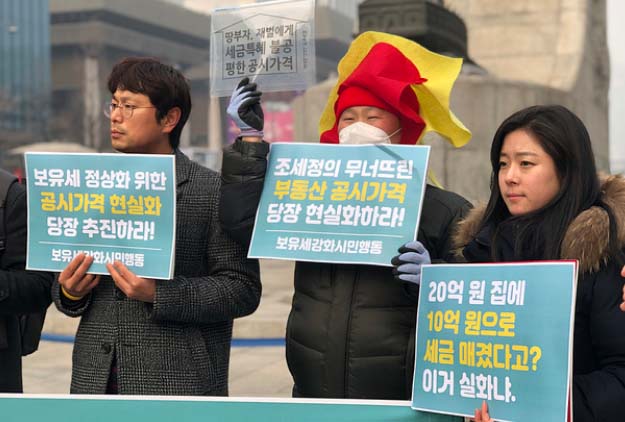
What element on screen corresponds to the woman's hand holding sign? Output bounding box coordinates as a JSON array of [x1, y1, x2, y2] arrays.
[[473, 400, 493, 422]]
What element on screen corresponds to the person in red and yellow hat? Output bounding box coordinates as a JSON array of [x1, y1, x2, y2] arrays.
[[220, 31, 472, 399]]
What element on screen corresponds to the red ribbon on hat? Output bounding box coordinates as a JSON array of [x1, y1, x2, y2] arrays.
[[321, 42, 428, 145]]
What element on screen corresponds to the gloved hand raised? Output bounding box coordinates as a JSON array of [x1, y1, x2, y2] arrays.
[[227, 77, 264, 137], [391, 240, 431, 285]]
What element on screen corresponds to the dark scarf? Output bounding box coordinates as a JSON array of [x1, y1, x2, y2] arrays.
[[462, 219, 546, 263]]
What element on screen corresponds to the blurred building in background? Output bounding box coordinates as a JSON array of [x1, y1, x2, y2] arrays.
[[0, 0, 51, 169], [0, 0, 617, 179], [48, 0, 211, 153]]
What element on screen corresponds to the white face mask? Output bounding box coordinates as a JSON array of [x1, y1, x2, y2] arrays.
[[338, 122, 401, 145]]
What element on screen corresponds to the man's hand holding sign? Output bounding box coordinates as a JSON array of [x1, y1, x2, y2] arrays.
[[106, 261, 156, 303], [59, 254, 156, 303], [58, 253, 101, 300]]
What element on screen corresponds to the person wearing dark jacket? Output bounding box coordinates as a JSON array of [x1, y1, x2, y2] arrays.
[[0, 169, 53, 392], [53, 57, 261, 395], [220, 32, 472, 399], [412, 105, 625, 422]]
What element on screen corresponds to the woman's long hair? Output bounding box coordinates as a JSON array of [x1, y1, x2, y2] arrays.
[[481, 105, 603, 260]]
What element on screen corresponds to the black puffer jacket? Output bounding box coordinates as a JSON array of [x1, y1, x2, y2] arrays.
[[220, 139, 471, 399], [453, 175, 625, 422]]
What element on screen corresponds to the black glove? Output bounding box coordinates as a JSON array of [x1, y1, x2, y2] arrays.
[[227, 77, 264, 134]]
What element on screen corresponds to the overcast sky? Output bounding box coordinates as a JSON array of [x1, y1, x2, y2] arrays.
[[608, 0, 624, 172]]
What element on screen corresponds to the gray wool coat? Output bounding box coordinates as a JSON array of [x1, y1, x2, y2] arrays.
[[52, 150, 261, 396]]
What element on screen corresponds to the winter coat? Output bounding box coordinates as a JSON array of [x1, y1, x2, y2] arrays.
[[453, 174, 625, 422], [0, 177, 53, 392], [220, 139, 471, 399], [53, 150, 261, 395]]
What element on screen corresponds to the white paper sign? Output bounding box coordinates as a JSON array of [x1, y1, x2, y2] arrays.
[[210, 0, 316, 97]]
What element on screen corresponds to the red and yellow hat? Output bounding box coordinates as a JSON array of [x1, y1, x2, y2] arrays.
[[319, 31, 471, 147]]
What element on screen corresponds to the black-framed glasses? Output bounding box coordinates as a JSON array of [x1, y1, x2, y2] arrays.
[[104, 102, 156, 119]]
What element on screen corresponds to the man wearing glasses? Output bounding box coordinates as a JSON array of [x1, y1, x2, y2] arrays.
[[52, 57, 261, 395]]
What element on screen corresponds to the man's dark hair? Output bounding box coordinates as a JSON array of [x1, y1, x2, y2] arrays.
[[107, 57, 191, 150]]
